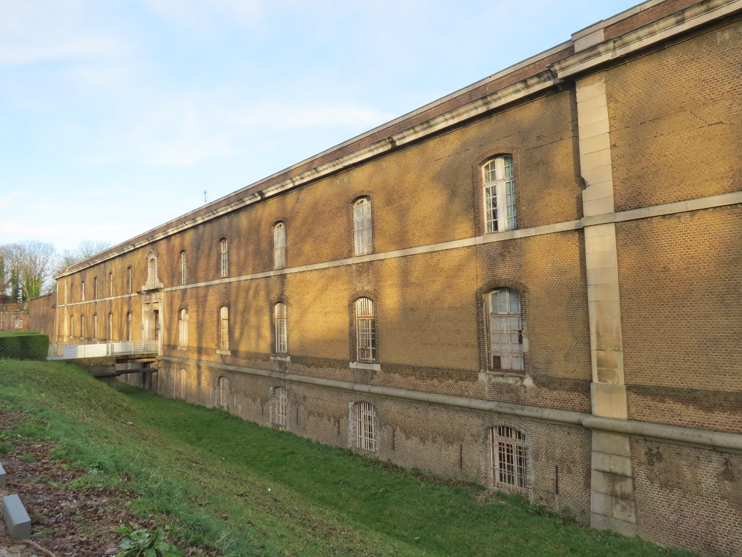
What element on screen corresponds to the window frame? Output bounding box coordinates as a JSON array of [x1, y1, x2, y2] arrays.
[[220, 238, 229, 278], [273, 222, 286, 270], [109, 272, 113, 296], [270, 386, 288, 429], [483, 155, 516, 234], [127, 267, 132, 294], [274, 303, 288, 354], [490, 426, 529, 491], [93, 313, 98, 341], [81, 281, 85, 302], [354, 297, 377, 363], [354, 401, 378, 452], [353, 197, 373, 256], [126, 311, 132, 341], [178, 308, 189, 348], [485, 288, 524, 373], [93, 277, 98, 300], [108, 312, 113, 341], [218, 306, 229, 352]]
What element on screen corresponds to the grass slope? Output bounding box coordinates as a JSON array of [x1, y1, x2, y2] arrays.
[[0, 359, 693, 556]]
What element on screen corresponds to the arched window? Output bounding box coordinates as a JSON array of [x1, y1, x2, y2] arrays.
[[216, 376, 229, 410], [353, 198, 373, 256], [93, 314, 98, 340], [270, 387, 288, 429], [93, 277, 98, 300], [486, 288, 523, 371], [178, 308, 188, 348], [490, 426, 528, 490], [273, 222, 286, 269], [220, 239, 229, 278], [109, 272, 113, 296], [354, 297, 376, 362], [354, 401, 377, 452], [218, 306, 229, 351], [80, 315, 86, 340], [126, 311, 132, 341], [274, 303, 287, 354], [108, 312, 113, 341], [483, 155, 516, 233], [181, 251, 187, 285]]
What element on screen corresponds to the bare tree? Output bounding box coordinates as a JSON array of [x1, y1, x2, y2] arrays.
[[58, 240, 112, 272], [0, 241, 57, 301]]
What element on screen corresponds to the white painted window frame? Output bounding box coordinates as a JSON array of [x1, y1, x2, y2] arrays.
[[271, 386, 288, 429], [486, 288, 524, 372], [273, 222, 286, 270], [220, 239, 229, 278], [219, 306, 229, 351], [181, 251, 187, 285], [490, 426, 528, 491], [355, 401, 377, 452], [274, 303, 288, 354], [483, 155, 516, 233], [178, 308, 188, 348], [355, 297, 376, 363], [353, 198, 373, 256]]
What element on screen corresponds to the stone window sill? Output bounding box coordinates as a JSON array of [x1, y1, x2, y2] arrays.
[[350, 361, 380, 371], [480, 370, 533, 386], [216, 349, 231, 356], [271, 354, 290, 362]]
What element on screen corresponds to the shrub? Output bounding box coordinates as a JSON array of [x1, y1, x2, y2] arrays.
[[0, 333, 49, 360]]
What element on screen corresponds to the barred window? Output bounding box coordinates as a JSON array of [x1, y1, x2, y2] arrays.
[[94, 277, 98, 300], [178, 308, 188, 348], [216, 376, 229, 410], [270, 387, 288, 429], [490, 426, 528, 490], [109, 272, 113, 296], [220, 239, 229, 278], [127, 267, 132, 294], [181, 251, 187, 285], [219, 306, 229, 351], [355, 297, 376, 362], [108, 312, 113, 341], [353, 198, 373, 256], [126, 312, 132, 341], [483, 155, 516, 233], [487, 288, 523, 371], [355, 401, 377, 452], [274, 303, 287, 354], [273, 222, 286, 270], [93, 314, 98, 340]]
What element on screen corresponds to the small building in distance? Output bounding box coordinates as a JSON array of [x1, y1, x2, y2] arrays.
[[53, 1, 742, 555], [0, 302, 28, 332]]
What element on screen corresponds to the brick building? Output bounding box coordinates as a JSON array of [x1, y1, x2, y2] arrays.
[[0, 302, 28, 332], [53, 1, 742, 554]]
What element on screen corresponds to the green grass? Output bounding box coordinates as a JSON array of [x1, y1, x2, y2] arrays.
[[0, 359, 694, 557], [0, 332, 46, 337]]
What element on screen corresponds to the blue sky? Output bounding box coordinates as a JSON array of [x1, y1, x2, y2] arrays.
[[0, 0, 640, 252]]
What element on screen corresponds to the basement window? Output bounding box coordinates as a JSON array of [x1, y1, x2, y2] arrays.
[[490, 426, 528, 491], [270, 387, 288, 429], [355, 401, 377, 452]]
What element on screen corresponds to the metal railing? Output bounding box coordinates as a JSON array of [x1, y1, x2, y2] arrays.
[[47, 340, 158, 360]]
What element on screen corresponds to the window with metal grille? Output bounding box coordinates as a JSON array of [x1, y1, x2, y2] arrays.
[[178, 308, 188, 347], [127, 267, 132, 294], [109, 273, 113, 296], [126, 312, 132, 341], [274, 303, 287, 354], [220, 239, 228, 278], [94, 277, 98, 300], [483, 155, 516, 233], [274, 223, 286, 269], [93, 314, 98, 340], [490, 426, 528, 490], [181, 251, 187, 285], [219, 306, 229, 351], [353, 198, 372, 256], [108, 312, 113, 340], [487, 288, 524, 371], [271, 387, 288, 429], [355, 401, 377, 452], [355, 297, 376, 362], [216, 376, 229, 409]]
